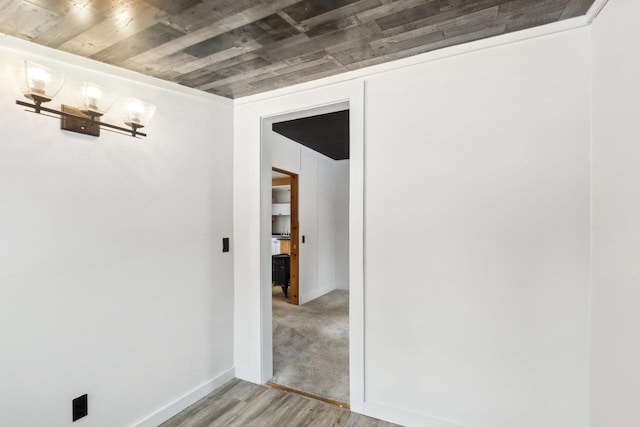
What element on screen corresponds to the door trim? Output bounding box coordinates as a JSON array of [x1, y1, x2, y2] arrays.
[[233, 80, 365, 413]]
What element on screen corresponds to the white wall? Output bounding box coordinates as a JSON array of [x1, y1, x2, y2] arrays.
[[0, 37, 235, 426], [334, 160, 350, 290], [271, 132, 346, 303], [590, 1, 640, 426], [235, 26, 592, 427], [316, 153, 337, 298], [364, 27, 591, 427]]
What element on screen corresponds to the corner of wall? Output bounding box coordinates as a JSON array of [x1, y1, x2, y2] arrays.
[[585, 0, 611, 24]]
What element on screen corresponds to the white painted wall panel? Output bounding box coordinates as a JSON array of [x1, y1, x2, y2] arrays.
[[271, 131, 301, 173], [591, 1, 640, 425], [364, 29, 591, 427], [299, 147, 319, 304], [236, 23, 591, 427], [317, 154, 337, 297], [233, 105, 264, 382], [0, 40, 234, 426], [335, 160, 350, 290]]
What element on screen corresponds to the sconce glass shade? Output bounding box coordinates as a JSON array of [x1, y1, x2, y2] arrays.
[[15, 61, 64, 103], [122, 97, 156, 128], [71, 82, 115, 118]]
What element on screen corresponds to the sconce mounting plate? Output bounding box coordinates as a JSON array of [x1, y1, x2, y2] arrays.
[[60, 105, 100, 137]]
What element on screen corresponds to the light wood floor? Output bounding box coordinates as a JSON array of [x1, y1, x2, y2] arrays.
[[161, 379, 400, 427]]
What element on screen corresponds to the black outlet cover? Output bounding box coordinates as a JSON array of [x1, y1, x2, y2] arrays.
[[222, 237, 229, 252], [72, 394, 88, 422]]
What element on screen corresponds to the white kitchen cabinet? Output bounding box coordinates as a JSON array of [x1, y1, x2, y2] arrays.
[[272, 203, 290, 216]]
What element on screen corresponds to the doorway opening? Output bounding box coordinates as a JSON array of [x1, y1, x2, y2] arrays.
[[265, 107, 351, 407], [271, 167, 299, 305]]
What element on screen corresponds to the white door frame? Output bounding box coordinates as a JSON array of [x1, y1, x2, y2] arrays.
[[233, 80, 365, 413]]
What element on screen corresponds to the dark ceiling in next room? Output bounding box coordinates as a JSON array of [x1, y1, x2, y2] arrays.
[[273, 110, 349, 160], [0, 0, 596, 99]]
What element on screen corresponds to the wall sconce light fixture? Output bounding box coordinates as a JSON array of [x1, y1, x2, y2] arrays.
[[14, 61, 155, 138]]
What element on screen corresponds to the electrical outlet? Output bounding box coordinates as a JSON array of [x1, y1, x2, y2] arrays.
[[72, 394, 88, 422]]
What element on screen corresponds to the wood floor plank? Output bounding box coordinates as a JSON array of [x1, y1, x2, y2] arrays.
[[161, 379, 401, 427]]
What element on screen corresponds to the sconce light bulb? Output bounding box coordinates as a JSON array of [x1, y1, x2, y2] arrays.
[[72, 82, 114, 117], [15, 61, 64, 104], [27, 66, 51, 95], [122, 97, 155, 129], [85, 85, 103, 110], [127, 100, 144, 124]]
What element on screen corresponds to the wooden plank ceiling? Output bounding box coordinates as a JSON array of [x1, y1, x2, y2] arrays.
[[0, 0, 595, 99]]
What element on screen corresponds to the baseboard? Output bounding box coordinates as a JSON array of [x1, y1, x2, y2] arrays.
[[364, 401, 464, 427], [132, 367, 235, 427]]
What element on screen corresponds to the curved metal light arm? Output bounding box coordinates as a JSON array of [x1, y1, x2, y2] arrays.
[[16, 99, 147, 138]]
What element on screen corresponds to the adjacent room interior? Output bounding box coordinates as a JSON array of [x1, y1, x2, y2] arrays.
[[268, 110, 351, 406]]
